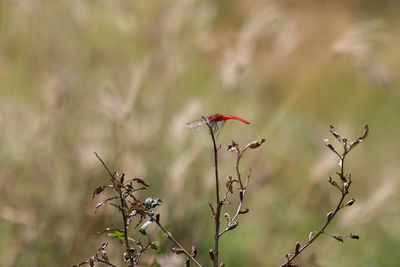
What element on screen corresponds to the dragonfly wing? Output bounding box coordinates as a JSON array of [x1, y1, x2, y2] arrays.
[[186, 119, 209, 132], [215, 121, 225, 133], [186, 120, 204, 128], [194, 124, 210, 132]]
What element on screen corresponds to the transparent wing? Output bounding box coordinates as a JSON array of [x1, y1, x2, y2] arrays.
[[186, 119, 224, 134], [186, 119, 209, 132], [186, 119, 204, 128], [194, 124, 210, 132]]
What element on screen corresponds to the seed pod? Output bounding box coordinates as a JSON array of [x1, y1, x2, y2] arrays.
[[191, 246, 197, 257], [333, 235, 344, 242], [171, 248, 184, 254], [346, 198, 355, 206], [208, 249, 214, 261], [229, 221, 239, 230], [350, 233, 360, 239], [327, 211, 334, 221], [295, 242, 300, 254]]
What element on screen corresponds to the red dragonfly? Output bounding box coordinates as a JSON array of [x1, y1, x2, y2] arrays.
[[186, 113, 250, 134]]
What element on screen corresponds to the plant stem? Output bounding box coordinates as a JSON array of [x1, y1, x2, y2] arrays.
[[280, 155, 348, 267], [150, 215, 203, 267], [119, 190, 134, 267], [94, 153, 134, 267], [203, 120, 221, 267]]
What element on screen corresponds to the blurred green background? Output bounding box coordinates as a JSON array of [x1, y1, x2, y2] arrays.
[[1, 0, 400, 266]]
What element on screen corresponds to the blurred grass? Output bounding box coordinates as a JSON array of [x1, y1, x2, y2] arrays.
[[1, 0, 400, 266]]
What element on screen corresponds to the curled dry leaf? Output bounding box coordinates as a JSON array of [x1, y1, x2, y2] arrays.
[[241, 138, 266, 155], [92, 186, 105, 199], [324, 138, 340, 157], [95, 196, 118, 214], [131, 178, 150, 188], [328, 177, 342, 192], [248, 138, 266, 149], [329, 126, 345, 145]]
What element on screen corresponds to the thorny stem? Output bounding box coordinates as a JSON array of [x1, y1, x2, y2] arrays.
[[94, 152, 134, 267], [203, 117, 221, 267], [280, 154, 349, 267], [149, 214, 202, 267]]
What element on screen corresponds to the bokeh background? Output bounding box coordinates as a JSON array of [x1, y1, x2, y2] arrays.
[[1, 1, 400, 266]]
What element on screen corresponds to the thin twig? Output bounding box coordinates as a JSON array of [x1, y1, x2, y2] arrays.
[[96, 258, 117, 267], [219, 170, 251, 237], [149, 214, 202, 267], [280, 155, 348, 267], [203, 117, 221, 267]]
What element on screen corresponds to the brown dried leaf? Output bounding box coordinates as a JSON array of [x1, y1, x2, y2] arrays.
[[248, 138, 266, 149], [132, 178, 150, 188], [92, 186, 105, 199], [324, 139, 340, 157], [328, 177, 342, 191], [95, 196, 118, 214], [330, 125, 345, 145]]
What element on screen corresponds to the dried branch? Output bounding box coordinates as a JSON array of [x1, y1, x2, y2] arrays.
[[94, 153, 135, 267], [280, 124, 368, 267], [148, 213, 202, 267]]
